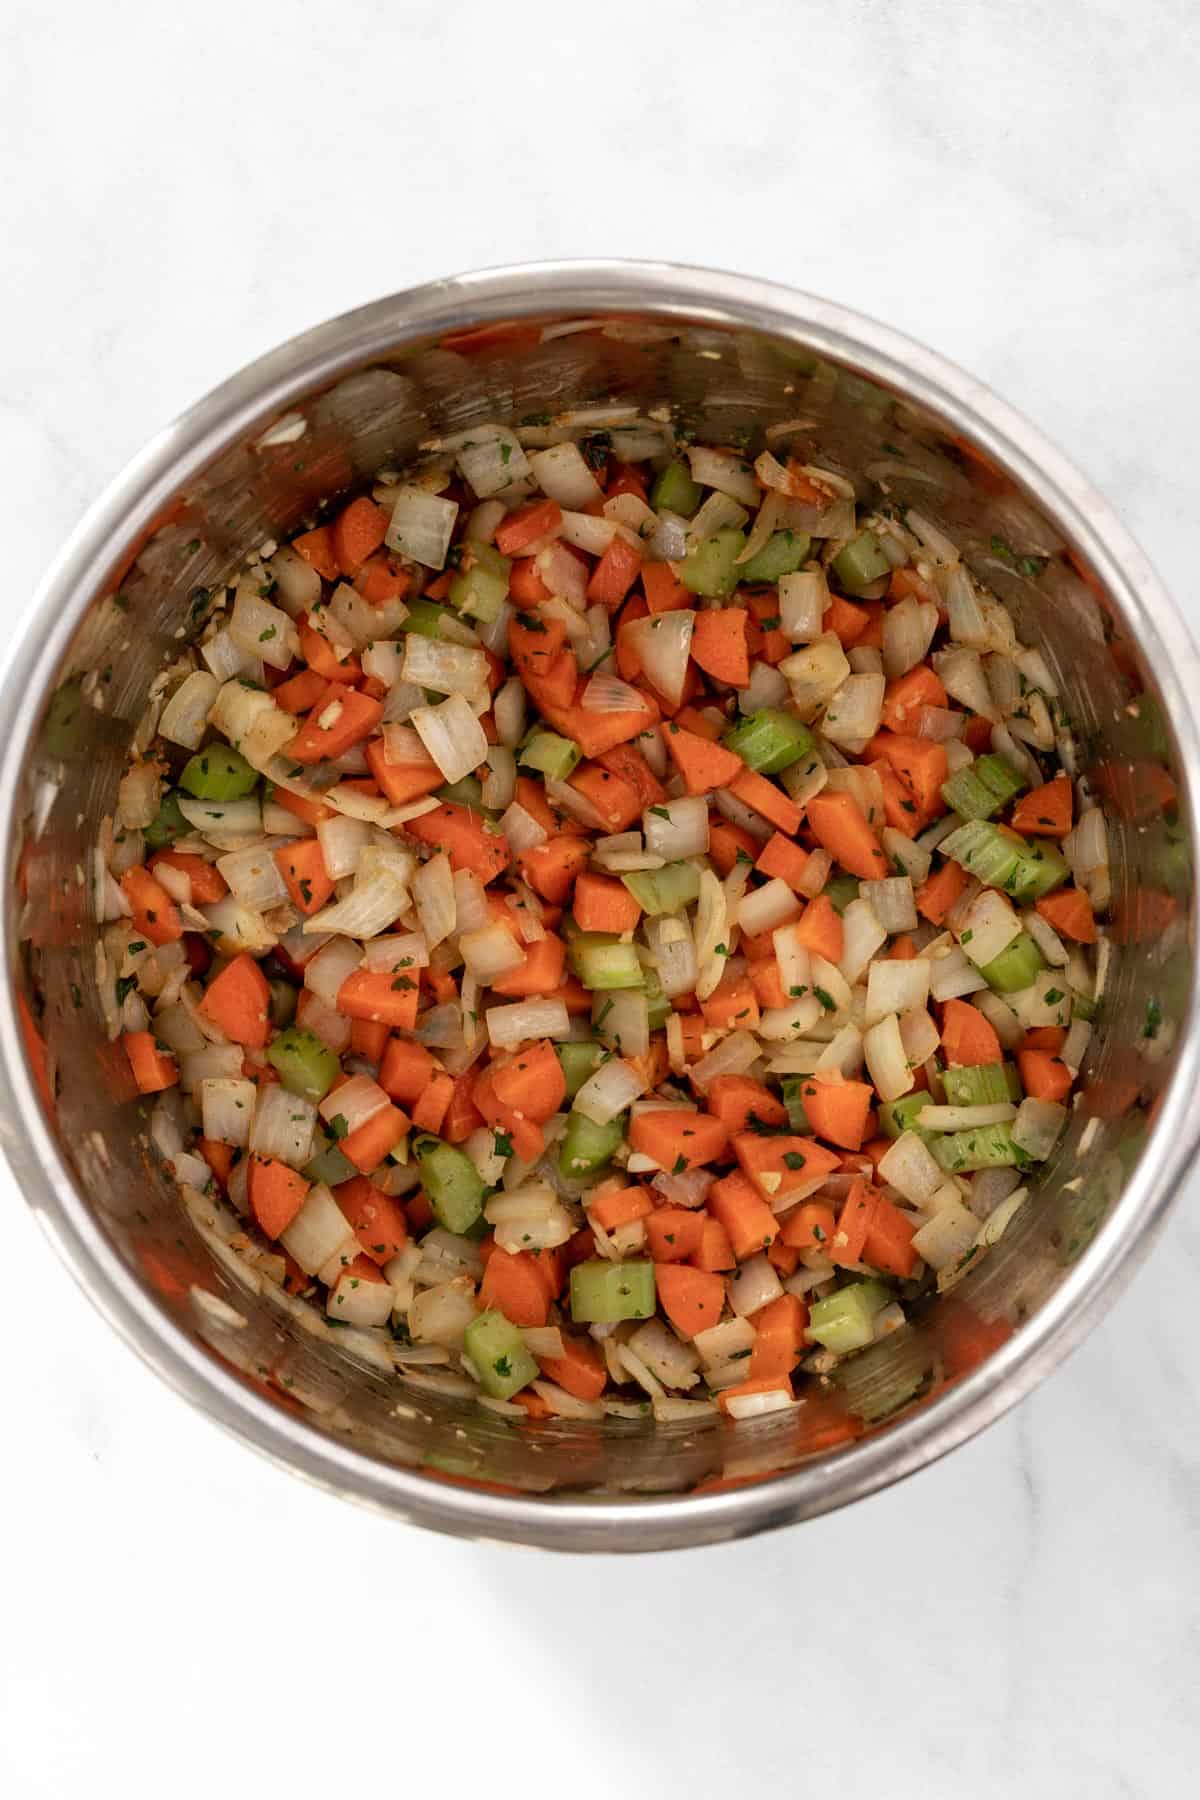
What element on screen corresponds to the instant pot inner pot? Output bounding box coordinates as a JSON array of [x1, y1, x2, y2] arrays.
[[15, 310, 1190, 1503]]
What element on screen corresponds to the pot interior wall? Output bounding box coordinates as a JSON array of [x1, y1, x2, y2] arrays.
[[12, 308, 1191, 1503]]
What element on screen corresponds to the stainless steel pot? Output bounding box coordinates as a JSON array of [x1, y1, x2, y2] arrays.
[[3, 261, 1196, 1551]]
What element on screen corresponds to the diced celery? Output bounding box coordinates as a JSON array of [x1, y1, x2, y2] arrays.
[[266, 1026, 340, 1102], [143, 789, 190, 850], [519, 729, 582, 782], [722, 708, 817, 774], [975, 754, 1028, 808], [941, 766, 1005, 822], [940, 819, 1023, 890], [740, 529, 812, 584], [642, 966, 671, 1032], [679, 528, 747, 598], [304, 1141, 358, 1187], [931, 1123, 1030, 1173], [980, 932, 1045, 992], [807, 1280, 894, 1353], [831, 531, 892, 594], [180, 743, 259, 801], [555, 1040, 606, 1099], [879, 1092, 935, 1141], [449, 543, 511, 624], [436, 773, 485, 809], [780, 1076, 814, 1135], [400, 598, 455, 638], [413, 1135, 485, 1234], [942, 1062, 1023, 1106], [559, 1111, 625, 1179], [268, 979, 298, 1029], [569, 934, 644, 990], [621, 862, 702, 915], [569, 1258, 656, 1324], [1004, 842, 1071, 902], [1072, 992, 1099, 1023], [41, 677, 86, 757], [463, 1310, 539, 1399], [823, 874, 861, 915], [650, 459, 703, 518]]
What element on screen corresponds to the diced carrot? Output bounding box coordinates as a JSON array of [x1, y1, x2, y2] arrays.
[[378, 1037, 436, 1106], [573, 871, 642, 934], [1035, 887, 1096, 943], [341, 1103, 408, 1174], [350, 1018, 390, 1061], [288, 685, 383, 764], [881, 664, 947, 733], [337, 969, 420, 1031], [405, 803, 511, 885], [645, 1207, 705, 1263], [596, 741, 666, 808], [707, 1168, 779, 1259], [494, 499, 563, 558], [335, 1175, 408, 1263], [271, 784, 334, 829], [824, 592, 871, 647], [654, 1264, 726, 1339], [705, 1075, 787, 1136], [662, 721, 745, 795], [479, 1247, 552, 1328], [863, 1194, 917, 1277], [729, 767, 803, 836], [1022, 1026, 1067, 1053], [754, 832, 811, 891], [1017, 1049, 1074, 1104], [715, 1373, 794, 1414], [442, 1073, 485, 1145], [690, 1214, 736, 1272], [749, 1293, 808, 1381], [537, 684, 658, 760], [767, 1239, 801, 1277], [272, 667, 328, 714], [940, 997, 1002, 1067], [405, 1069, 453, 1134], [888, 933, 918, 960], [439, 318, 542, 356], [519, 835, 590, 904], [488, 934, 566, 997], [709, 818, 760, 875], [297, 620, 362, 684], [509, 608, 570, 682], [488, 1038, 566, 1123], [292, 525, 339, 582], [199, 953, 271, 1047], [867, 732, 949, 826], [508, 557, 553, 606], [794, 893, 844, 963], [588, 1185, 655, 1232], [887, 566, 937, 604], [331, 496, 389, 577], [963, 714, 994, 753], [147, 851, 228, 905], [805, 789, 890, 879], [829, 1178, 877, 1266], [273, 839, 334, 916], [915, 859, 968, 925], [796, 1078, 874, 1152], [537, 1332, 608, 1401], [780, 1201, 836, 1252], [691, 608, 750, 687], [120, 866, 184, 946], [569, 763, 643, 832], [354, 554, 412, 604], [363, 736, 442, 807], [627, 1109, 729, 1173], [699, 966, 760, 1034], [123, 1030, 178, 1093], [732, 1132, 841, 1203], [1011, 775, 1073, 838], [587, 536, 644, 609], [248, 1155, 309, 1239], [749, 958, 788, 1010], [642, 561, 689, 613]]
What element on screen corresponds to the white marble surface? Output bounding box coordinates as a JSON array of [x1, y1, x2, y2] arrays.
[[2, 3, 1199, 1794]]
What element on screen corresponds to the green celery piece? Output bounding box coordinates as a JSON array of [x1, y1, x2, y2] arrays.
[[143, 789, 190, 849], [721, 708, 817, 774], [41, 677, 87, 757], [620, 862, 702, 915], [807, 1280, 893, 1353], [267, 1026, 340, 1102], [940, 819, 1023, 890], [942, 1062, 1023, 1107], [569, 934, 644, 990], [879, 1092, 935, 1142], [740, 529, 812, 584], [400, 599, 454, 638], [649, 459, 703, 518], [304, 1141, 358, 1187], [823, 874, 861, 915], [940, 765, 1006, 822], [519, 729, 582, 782], [980, 932, 1044, 992], [449, 543, 511, 624], [555, 1040, 606, 1100], [1072, 992, 1099, 1023], [679, 528, 747, 598], [780, 1076, 814, 1135], [559, 1111, 625, 1179], [975, 754, 1028, 807], [569, 1258, 656, 1324], [464, 1311, 539, 1399], [268, 979, 298, 1029], [642, 966, 671, 1032], [180, 743, 259, 801], [831, 530, 891, 594], [1004, 842, 1071, 902], [931, 1123, 1030, 1173], [436, 773, 485, 809], [413, 1135, 485, 1234]]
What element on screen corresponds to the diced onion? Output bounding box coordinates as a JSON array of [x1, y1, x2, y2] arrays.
[[499, 802, 547, 855], [839, 897, 888, 985], [456, 426, 530, 498], [823, 672, 884, 745], [1012, 1096, 1066, 1160], [486, 998, 571, 1047], [412, 852, 456, 949], [459, 920, 525, 985], [281, 1183, 358, 1277], [878, 1130, 943, 1206], [882, 596, 937, 679], [528, 443, 603, 509], [250, 1085, 317, 1167], [229, 581, 300, 670], [216, 845, 289, 911], [627, 611, 695, 708], [688, 1029, 761, 1088], [200, 1077, 257, 1148], [863, 1012, 912, 1103], [728, 1253, 784, 1319], [643, 914, 698, 999], [643, 795, 708, 860], [862, 877, 917, 935], [574, 1057, 647, 1125], [911, 1199, 977, 1271], [385, 486, 459, 570], [780, 636, 851, 718], [595, 990, 650, 1059], [316, 814, 370, 881], [159, 671, 219, 750], [582, 672, 649, 714], [401, 635, 489, 699], [117, 762, 162, 831], [737, 877, 801, 937], [410, 692, 488, 786], [929, 946, 989, 1001], [864, 957, 931, 1026], [304, 935, 362, 1005], [958, 888, 1022, 968]]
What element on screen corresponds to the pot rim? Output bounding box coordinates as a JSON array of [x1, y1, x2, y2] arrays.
[[3, 258, 1198, 1551]]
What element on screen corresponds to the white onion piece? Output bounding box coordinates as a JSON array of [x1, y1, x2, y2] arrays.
[[643, 914, 698, 999], [795, 846, 833, 898], [973, 989, 1024, 1051], [862, 877, 917, 935], [645, 509, 689, 563], [574, 1057, 647, 1126], [881, 828, 931, 887], [898, 1005, 940, 1067], [385, 486, 458, 570], [481, 745, 516, 811], [627, 611, 694, 708], [882, 595, 937, 679], [229, 581, 300, 670], [412, 852, 456, 949], [918, 1102, 1016, 1131], [410, 1278, 477, 1348], [410, 693, 488, 785], [958, 888, 1022, 968], [911, 1199, 977, 1272], [499, 802, 547, 855], [250, 1086, 317, 1167], [528, 443, 603, 509], [684, 490, 748, 549], [737, 877, 801, 936], [493, 677, 526, 749], [456, 426, 529, 498], [686, 444, 759, 505], [558, 508, 618, 555], [159, 671, 219, 750], [117, 761, 162, 831], [933, 647, 997, 720], [737, 659, 790, 715], [757, 994, 823, 1041], [863, 1012, 913, 1103], [486, 998, 570, 1048], [839, 897, 888, 985], [266, 542, 322, 616], [304, 935, 362, 1006], [315, 814, 369, 882], [688, 1029, 761, 1088], [362, 931, 428, 973], [1012, 1097, 1066, 1160], [459, 920, 524, 985], [281, 1183, 358, 1276], [878, 1131, 943, 1207], [643, 795, 708, 860], [778, 569, 829, 641], [200, 1077, 256, 1148], [929, 946, 989, 1002], [318, 1074, 387, 1135], [582, 672, 649, 714], [823, 672, 885, 745], [201, 628, 260, 684], [780, 636, 851, 718], [728, 1253, 784, 1319], [595, 990, 649, 1059], [401, 635, 488, 699], [216, 845, 289, 911], [864, 958, 931, 1027]]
